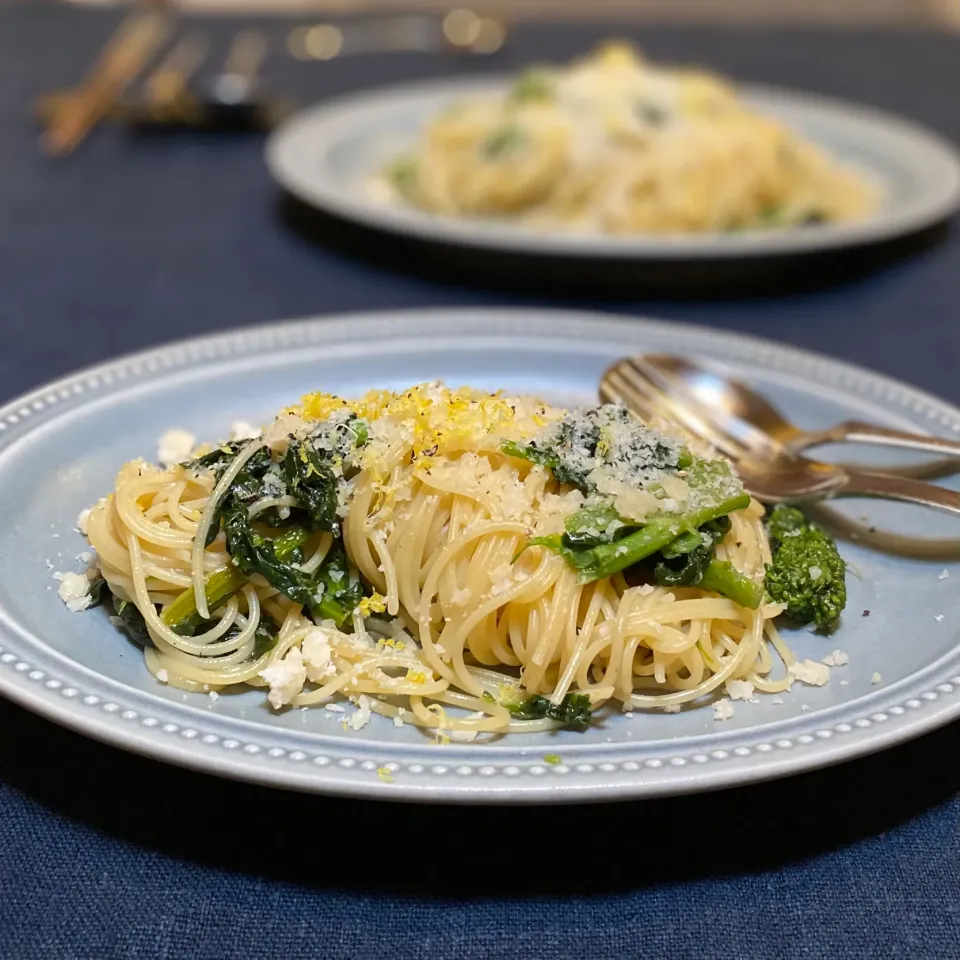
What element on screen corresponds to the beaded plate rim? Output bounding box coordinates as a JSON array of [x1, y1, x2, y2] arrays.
[[0, 308, 959, 803]]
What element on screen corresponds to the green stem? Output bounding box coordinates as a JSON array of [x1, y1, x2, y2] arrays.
[[568, 492, 751, 583], [699, 560, 763, 609], [161, 526, 311, 634]]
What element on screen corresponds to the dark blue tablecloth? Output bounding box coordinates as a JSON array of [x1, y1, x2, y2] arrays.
[[3, 5, 960, 958]]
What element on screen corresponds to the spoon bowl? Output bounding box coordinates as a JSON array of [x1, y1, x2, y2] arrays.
[[643, 354, 960, 477], [601, 354, 960, 517]]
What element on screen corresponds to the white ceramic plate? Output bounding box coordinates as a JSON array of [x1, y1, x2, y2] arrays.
[[266, 76, 960, 261], [3, 309, 960, 803]]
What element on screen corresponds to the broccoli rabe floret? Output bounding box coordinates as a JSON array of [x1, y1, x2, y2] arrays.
[[525, 460, 750, 585], [766, 504, 806, 542], [764, 504, 846, 627], [504, 408, 755, 602], [501, 405, 689, 494]]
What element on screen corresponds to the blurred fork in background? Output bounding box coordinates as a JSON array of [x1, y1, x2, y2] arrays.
[[42, 3, 173, 155]]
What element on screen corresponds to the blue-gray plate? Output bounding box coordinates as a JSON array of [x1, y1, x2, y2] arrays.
[[266, 77, 960, 261], [1, 309, 959, 802]]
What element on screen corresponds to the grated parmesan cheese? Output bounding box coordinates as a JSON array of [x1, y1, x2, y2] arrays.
[[54, 571, 93, 613], [230, 420, 261, 441], [157, 428, 196, 467], [348, 694, 372, 731], [788, 659, 831, 687], [449, 729, 479, 742], [76, 508, 91, 535], [259, 648, 306, 710], [725, 679, 756, 701], [822, 650, 849, 667], [712, 698, 735, 721]]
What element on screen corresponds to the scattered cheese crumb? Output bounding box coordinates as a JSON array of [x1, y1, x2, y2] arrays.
[[871, 672, 882, 685], [208, 690, 219, 701], [839, 680, 849, 686], [230, 420, 261, 441], [259, 648, 306, 710], [54, 571, 93, 612], [301, 628, 336, 682], [788, 659, 831, 687], [822, 650, 850, 667], [393, 715, 404, 728], [156, 669, 169, 683], [157, 428, 196, 467], [725, 679, 756, 701], [449, 729, 479, 742], [76, 508, 91, 535], [808, 565, 822, 581], [935, 614, 944, 622], [801, 704, 810, 712], [939, 569, 950, 580], [75, 551, 94, 564], [712, 698, 735, 721], [449, 587, 472, 606], [661, 704, 681, 714], [772, 697, 784, 705], [324, 703, 345, 713], [348, 694, 372, 731]]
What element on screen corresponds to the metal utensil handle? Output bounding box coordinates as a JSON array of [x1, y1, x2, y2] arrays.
[[799, 419, 960, 458], [225, 30, 268, 80], [839, 468, 960, 516]]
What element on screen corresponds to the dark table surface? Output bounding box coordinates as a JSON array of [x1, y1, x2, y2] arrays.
[[3, 4, 960, 958]]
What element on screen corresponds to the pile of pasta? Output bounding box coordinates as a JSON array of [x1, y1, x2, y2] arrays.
[[385, 43, 878, 235], [84, 384, 795, 737]]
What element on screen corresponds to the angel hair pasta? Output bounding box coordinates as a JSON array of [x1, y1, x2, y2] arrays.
[[382, 43, 878, 235], [77, 383, 845, 737]]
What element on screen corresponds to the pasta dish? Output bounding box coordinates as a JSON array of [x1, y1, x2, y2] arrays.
[[73, 383, 847, 737], [383, 43, 878, 235]]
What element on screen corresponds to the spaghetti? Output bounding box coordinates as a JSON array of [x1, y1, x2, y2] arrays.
[[83, 383, 804, 736], [382, 43, 878, 235]]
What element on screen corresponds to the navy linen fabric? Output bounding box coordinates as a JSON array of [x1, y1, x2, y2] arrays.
[[2, 5, 960, 957]]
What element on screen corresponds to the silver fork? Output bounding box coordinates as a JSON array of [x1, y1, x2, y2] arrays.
[[600, 355, 960, 517]]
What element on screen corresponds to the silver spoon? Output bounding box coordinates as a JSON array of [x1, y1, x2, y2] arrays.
[[601, 355, 960, 517], [642, 354, 960, 480]]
